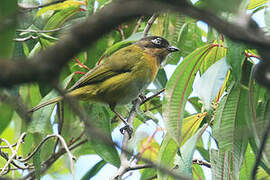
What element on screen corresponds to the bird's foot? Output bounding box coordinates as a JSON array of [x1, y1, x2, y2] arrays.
[[120, 125, 133, 139]]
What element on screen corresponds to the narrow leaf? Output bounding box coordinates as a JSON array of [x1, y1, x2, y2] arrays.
[[81, 160, 107, 180], [212, 82, 249, 179], [163, 44, 212, 144]]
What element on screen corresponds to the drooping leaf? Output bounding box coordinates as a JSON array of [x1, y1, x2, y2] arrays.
[[226, 40, 246, 82], [212, 82, 249, 179], [163, 44, 212, 144]]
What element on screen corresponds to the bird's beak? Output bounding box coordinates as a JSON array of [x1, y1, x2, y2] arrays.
[[167, 46, 179, 52]]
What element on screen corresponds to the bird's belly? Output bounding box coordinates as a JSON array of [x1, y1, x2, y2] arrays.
[[99, 72, 150, 106]]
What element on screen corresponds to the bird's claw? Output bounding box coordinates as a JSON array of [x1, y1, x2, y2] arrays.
[[120, 125, 133, 139]]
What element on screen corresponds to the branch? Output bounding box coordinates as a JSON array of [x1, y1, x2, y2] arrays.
[[1, 0, 270, 87], [0, 0, 168, 87], [142, 13, 159, 38], [111, 98, 142, 180]]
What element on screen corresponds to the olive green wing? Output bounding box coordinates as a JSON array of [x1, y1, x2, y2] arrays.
[[69, 44, 143, 91]]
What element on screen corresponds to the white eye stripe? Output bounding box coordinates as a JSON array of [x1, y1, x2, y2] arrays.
[[151, 38, 162, 45]]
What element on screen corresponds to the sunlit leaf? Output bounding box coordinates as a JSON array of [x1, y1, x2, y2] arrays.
[[180, 113, 207, 146], [36, 0, 85, 16], [43, 6, 80, 31], [248, 0, 268, 9]]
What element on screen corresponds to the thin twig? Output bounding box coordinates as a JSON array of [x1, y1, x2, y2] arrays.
[[117, 25, 125, 40], [14, 35, 39, 42], [142, 14, 159, 38], [141, 89, 164, 104], [192, 159, 211, 168], [111, 98, 143, 179], [0, 132, 26, 175], [16, 27, 64, 33], [17, 133, 76, 180], [132, 16, 144, 34], [127, 164, 152, 171], [20, 139, 87, 180]]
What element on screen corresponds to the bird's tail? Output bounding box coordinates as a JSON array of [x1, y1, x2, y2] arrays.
[[28, 96, 62, 113]]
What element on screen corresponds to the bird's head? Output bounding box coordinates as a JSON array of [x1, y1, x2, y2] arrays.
[[135, 36, 179, 64]]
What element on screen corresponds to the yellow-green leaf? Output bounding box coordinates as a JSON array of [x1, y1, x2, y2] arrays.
[[36, 0, 85, 16], [248, 0, 268, 9]]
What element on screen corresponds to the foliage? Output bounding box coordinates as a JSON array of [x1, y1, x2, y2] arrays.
[[0, 0, 270, 179]]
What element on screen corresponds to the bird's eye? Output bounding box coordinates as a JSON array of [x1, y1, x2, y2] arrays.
[[151, 38, 162, 45]]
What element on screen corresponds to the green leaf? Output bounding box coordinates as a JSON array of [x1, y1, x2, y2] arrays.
[[0, 1, 17, 58], [212, 82, 249, 179], [226, 40, 246, 82], [176, 125, 207, 178], [180, 113, 207, 147], [153, 69, 167, 89], [140, 168, 156, 180], [43, 6, 80, 31], [81, 160, 107, 180], [0, 103, 13, 135], [188, 97, 202, 113], [199, 42, 227, 75], [84, 104, 120, 167], [192, 164, 205, 180], [239, 144, 255, 179], [193, 58, 229, 110], [163, 44, 212, 144], [157, 134, 178, 180], [252, 92, 270, 167]]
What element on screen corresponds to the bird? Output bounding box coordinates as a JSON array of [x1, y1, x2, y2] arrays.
[[29, 36, 179, 137]]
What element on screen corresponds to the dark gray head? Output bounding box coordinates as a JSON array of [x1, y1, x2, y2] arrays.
[[136, 36, 179, 63]]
